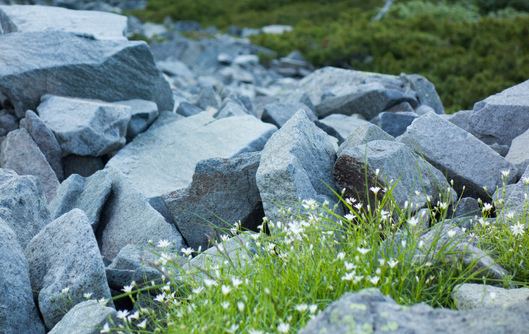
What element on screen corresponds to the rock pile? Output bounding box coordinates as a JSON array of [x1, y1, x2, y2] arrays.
[[1, 4, 529, 334]]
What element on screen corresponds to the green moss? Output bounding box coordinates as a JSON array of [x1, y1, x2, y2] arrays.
[[349, 303, 367, 311], [380, 321, 399, 332]]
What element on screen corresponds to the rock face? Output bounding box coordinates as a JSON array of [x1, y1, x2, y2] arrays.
[[163, 152, 263, 251], [334, 140, 454, 210], [106, 112, 277, 201], [0, 4, 128, 40], [299, 288, 529, 334], [23, 110, 64, 181], [398, 112, 517, 199], [0, 218, 45, 334], [256, 110, 338, 219], [0, 169, 50, 249], [0, 31, 173, 117], [505, 128, 529, 175], [261, 102, 317, 128], [454, 283, 529, 310], [37, 95, 131, 157], [113, 99, 159, 141], [0, 128, 60, 202], [469, 80, 529, 146], [96, 167, 185, 260], [25, 209, 113, 330], [48, 170, 112, 230], [48, 301, 118, 334]]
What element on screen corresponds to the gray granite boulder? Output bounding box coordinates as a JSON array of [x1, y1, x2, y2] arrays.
[[37, 95, 131, 157], [0, 109, 17, 136], [106, 244, 160, 291], [315, 83, 417, 120], [261, 103, 317, 128], [334, 140, 454, 211], [0, 128, 59, 202], [25, 209, 113, 330], [48, 300, 118, 334], [176, 102, 204, 117], [106, 112, 277, 202], [48, 170, 111, 231], [0, 31, 173, 118], [451, 197, 480, 218], [469, 80, 529, 146], [319, 114, 370, 139], [299, 288, 529, 334], [454, 283, 529, 310], [216, 100, 248, 119], [336, 123, 395, 156], [493, 166, 529, 216], [113, 99, 159, 141], [256, 110, 338, 219], [96, 167, 185, 261], [277, 88, 315, 111], [379, 111, 419, 137], [196, 85, 221, 110], [398, 112, 517, 199], [404, 73, 445, 114], [420, 224, 509, 280], [23, 110, 64, 181], [0, 5, 127, 40], [0, 218, 45, 334], [505, 128, 529, 176], [0, 169, 50, 249], [163, 152, 263, 251]]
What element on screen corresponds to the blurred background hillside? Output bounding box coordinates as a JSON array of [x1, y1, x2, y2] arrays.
[[129, 0, 529, 114]]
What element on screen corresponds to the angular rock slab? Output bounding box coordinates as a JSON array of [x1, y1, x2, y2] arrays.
[[454, 283, 529, 310], [319, 114, 370, 140], [163, 152, 263, 250], [256, 110, 338, 219], [398, 112, 517, 199], [334, 140, 454, 211], [493, 166, 529, 217], [261, 103, 317, 128], [48, 170, 111, 231], [336, 123, 394, 156], [0, 169, 50, 250], [505, 127, 529, 175], [0, 31, 173, 118], [0, 218, 45, 334], [470, 80, 529, 146], [48, 300, 118, 334], [379, 111, 419, 137], [0, 128, 59, 202], [299, 288, 529, 334], [25, 209, 113, 330], [404, 73, 445, 114], [106, 112, 277, 200], [96, 167, 185, 260], [315, 82, 417, 120], [0, 5, 127, 40], [37, 95, 131, 157], [23, 110, 64, 181], [113, 99, 159, 141]]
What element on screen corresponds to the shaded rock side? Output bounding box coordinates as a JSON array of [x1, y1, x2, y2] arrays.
[[0, 31, 173, 118], [96, 167, 186, 260], [0, 128, 59, 202], [0, 218, 45, 334], [0, 169, 50, 250], [48, 170, 112, 231], [398, 112, 517, 199], [299, 288, 529, 334], [454, 283, 529, 310], [163, 152, 263, 251], [48, 300, 118, 334], [334, 140, 454, 211], [25, 209, 113, 330], [256, 110, 338, 219]]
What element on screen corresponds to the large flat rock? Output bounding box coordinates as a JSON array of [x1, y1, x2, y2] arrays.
[[0, 5, 127, 40], [0, 31, 173, 117], [106, 111, 277, 200]]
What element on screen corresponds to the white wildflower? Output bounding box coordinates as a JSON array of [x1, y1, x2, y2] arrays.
[[447, 230, 457, 238], [344, 262, 356, 271], [344, 213, 355, 221], [295, 304, 308, 312], [501, 170, 510, 178], [237, 301, 245, 312], [226, 324, 239, 333], [116, 310, 129, 320], [337, 252, 346, 260], [370, 187, 381, 195], [345, 197, 357, 205], [221, 301, 230, 309], [277, 322, 290, 333], [192, 287, 204, 295], [154, 294, 165, 303], [100, 323, 111, 333], [181, 247, 193, 256], [137, 319, 147, 329], [122, 284, 134, 293], [232, 277, 243, 287], [341, 272, 356, 281], [369, 276, 380, 285], [221, 285, 232, 295], [522, 176, 529, 185], [309, 305, 318, 313], [61, 287, 69, 294], [388, 259, 399, 268], [157, 239, 171, 248], [510, 223, 525, 236], [220, 234, 229, 242], [408, 217, 419, 227], [357, 247, 370, 255], [482, 203, 493, 212], [83, 292, 93, 299]]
